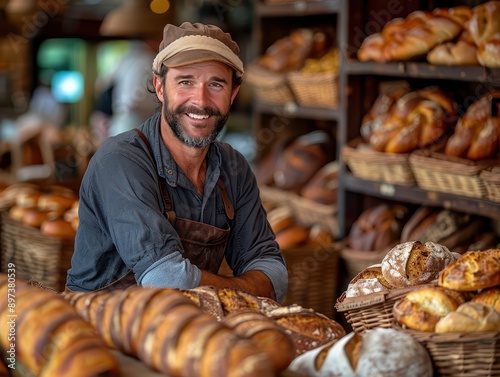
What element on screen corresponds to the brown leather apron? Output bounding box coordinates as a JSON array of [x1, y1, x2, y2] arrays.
[[67, 129, 234, 293]]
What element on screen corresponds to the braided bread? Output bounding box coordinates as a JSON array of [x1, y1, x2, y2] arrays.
[[63, 286, 276, 377], [0, 274, 119, 377]]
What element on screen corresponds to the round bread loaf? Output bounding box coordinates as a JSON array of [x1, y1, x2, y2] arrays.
[[381, 241, 460, 288], [472, 287, 500, 312], [345, 264, 392, 298], [435, 301, 500, 333], [40, 217, 77, 239], [438, 249, 500, 291], [393, 285, 464, 332], [301, 328, 433, 377]]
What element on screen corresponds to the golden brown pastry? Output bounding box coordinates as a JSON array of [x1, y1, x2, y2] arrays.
[[467, 1, 500, 46], [438, 249, 500, 291], [435, 301, 500, 332], [40, 216, 77, 239], [393, 285, 465, 331], [472, 287, 500, 312], [477, 33, 500, 67], [0, 274, 120, 377], [427, 39, 479, 65], [381, 240, 460, 288], [433, 6, 473, 27]]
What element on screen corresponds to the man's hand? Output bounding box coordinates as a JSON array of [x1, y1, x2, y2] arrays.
[[199, 270, 276, 301]]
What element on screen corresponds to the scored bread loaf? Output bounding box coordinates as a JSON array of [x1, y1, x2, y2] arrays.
[[345, 264, 393, 298], [435, 301, 500, 332], [467, 1, 500, 46], [438, 249, 500, 291], [63, 286, 276, 377], [381, 241, 460, 287], [0, 274, 120, 377]]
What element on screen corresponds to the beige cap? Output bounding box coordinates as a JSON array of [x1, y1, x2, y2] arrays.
[[152, 22, 244, 77]]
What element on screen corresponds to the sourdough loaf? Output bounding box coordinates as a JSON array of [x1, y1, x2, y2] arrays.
[[381, 241, 460, 287], [345, 264, 392, 298], [435, 301, 500, 332]]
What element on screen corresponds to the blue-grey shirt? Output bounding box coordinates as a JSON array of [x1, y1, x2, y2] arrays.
[[66, 112, 288, 302]]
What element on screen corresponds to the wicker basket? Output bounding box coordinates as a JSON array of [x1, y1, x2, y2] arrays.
[[287, 70, 338, 109], [291, 195, 338, 237], [0, 211, 74, 292], [409, 150, 497, 199], [340, 247, 389, 281], [341, 138, 415, 186], [282, 241, 341, 319], [480, 166, 500, 202], [245, 62, 295, 104], [259, 184, 295, 210], [395, 324, 500, 377], [335, 286, 421, 333]]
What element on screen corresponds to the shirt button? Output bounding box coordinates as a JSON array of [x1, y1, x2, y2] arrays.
[[167, 169, 173, 175]]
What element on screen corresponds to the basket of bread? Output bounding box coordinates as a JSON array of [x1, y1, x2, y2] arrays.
[[392, 248, 500, 377], [0, 183, 79, 291], [409, 90, 500, 199], [342, 84, 457, 186], [335, 240, 463, 333]]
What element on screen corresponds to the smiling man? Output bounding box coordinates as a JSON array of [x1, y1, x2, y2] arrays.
[[66, 22, 288, 303]]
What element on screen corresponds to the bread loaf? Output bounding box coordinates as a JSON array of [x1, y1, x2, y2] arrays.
[[445, 90, 500, 160], [471, 287, 500, 312], [427, 39, 479, 65], [477, 33, 500, 67], [63, 286, 276, 377], [435, 301, 500, 332], [299, 161, 339, 205], [289, 328, 433, 377], [393, 285, 465, 332], [381, 241, 460, 287], [467, 1, 500, 46], [438, 249, 500, 291], [0, 274, 120, 377], [345, 264, 392, 298]]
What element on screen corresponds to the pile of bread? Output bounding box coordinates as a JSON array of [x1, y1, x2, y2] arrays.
[[0, 273, 347, 377], [357, 1, 500, 67], [343, 240, 500, 332], [360, 84, 500, 159], [0, 182, 79, 239]]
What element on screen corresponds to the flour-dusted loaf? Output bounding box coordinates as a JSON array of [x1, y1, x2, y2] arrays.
[[435, 301, 500, 332], [381, 241, 460, 287], [438, 249, 500, 291], [345, 264, 393, 298], [289, 328, 433, 377], [0, 274, 120, 377]]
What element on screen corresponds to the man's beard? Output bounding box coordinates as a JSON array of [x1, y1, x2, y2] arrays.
[[163, 99, 229, 149]]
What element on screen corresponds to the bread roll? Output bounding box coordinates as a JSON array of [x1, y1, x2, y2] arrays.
[[427, 39, 479, 65], [299, 161, 338, 205], [0, 274, 120, 377], [435, 302, 500, 332], [438, 249, 500, 291], [467, 1, 500, 46], [40, 217, 77, 239], [275, 224, 310, 251], [432, 6, 472, 27], [21, 207, 52, 228], [292, 329, 433, 377], [472, 287, 500, 312], [393, 285, 464, 332], [381, 241, 460, 288], [477, 33, 500, 67]]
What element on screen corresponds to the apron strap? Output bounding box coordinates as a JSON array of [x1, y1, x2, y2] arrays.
[[133, 128, 233, 222]]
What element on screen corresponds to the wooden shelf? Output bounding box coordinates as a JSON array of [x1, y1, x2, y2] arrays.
[[254, 0, 341, 17], [343, 173, 500, 220], [253, 101, 341, 121], [346, 60, 500, 83]]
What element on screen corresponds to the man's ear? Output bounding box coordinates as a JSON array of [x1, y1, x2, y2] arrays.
[[153, 75, 164, 103]]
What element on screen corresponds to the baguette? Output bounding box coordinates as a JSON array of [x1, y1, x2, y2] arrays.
[[0, 274, 119, 377]]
